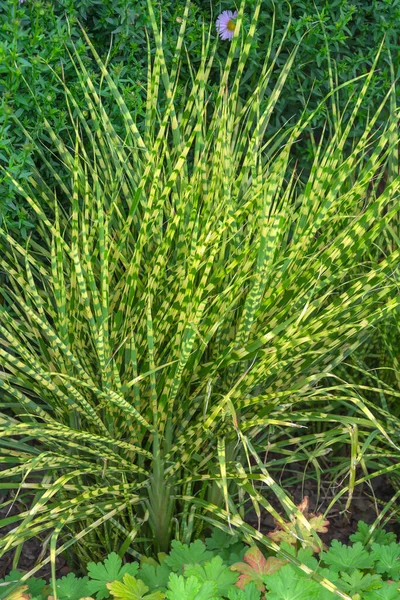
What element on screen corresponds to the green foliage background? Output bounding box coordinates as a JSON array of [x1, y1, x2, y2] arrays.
[[1, 0, 400, 234]]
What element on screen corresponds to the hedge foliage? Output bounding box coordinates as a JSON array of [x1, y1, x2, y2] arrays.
[[0, 0, 399, 233]]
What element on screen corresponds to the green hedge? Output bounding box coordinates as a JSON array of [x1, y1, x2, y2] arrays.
[[1, 0, 399, 234]]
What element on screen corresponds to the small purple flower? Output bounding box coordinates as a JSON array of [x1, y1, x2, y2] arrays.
[[216, 10, 238, 41]]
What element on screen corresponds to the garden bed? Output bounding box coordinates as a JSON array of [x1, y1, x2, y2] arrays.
[[1, 472, 398, 581]]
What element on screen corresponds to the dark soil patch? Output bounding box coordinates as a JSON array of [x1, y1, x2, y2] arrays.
[[0, 493, 69, 581], [246, 474, 400, 545], [1, 474, 399, 581]]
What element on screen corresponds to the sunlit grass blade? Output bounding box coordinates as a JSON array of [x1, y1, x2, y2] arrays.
[[0, 0, 399, 588]]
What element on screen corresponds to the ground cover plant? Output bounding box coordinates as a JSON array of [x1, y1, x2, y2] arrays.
[[1, 522, 399, 600], [0, 0, 400, 596]]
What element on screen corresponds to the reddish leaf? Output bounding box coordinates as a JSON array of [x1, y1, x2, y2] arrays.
[[297, 496, 309, 514], [267, 496, 329, 552], [230, 546, 286, 591], [309, 514, 329, 534]]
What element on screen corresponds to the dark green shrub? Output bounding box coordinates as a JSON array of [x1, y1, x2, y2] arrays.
[[0, 0, 205, 234], [1, 0, 399, 233]]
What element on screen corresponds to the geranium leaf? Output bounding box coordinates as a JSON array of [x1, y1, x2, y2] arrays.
[[279, 542, 319, 571], [321, 541, 374, 573], [205, 529, 246, 564], [371, 543, 400, 580], [55, 574, 90, 600], [227, 582, 261, 600], [267, 497, 329, 552], [205, 529, 242, 552], [87, 553, 139, 599], [308, 514, 330, 534], [3, 571, 46, 598], [350, 523, 397, 547], [184, 556, 238, 596], [339, 570, 382, 595], [263, 564, 321, 600], [137, 563, 171, 591], [107, 574, 164, 600], [165, 574, 216, 600], [164, 541, 213, 574], [230, 547, 285, 591], [364, 582, 400, 600]]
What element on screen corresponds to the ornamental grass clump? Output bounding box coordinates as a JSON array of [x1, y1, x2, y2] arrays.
[[0, 0, 400, 596]]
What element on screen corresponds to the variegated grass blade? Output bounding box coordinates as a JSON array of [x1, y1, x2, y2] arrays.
[[0, 1, 399, 598]]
